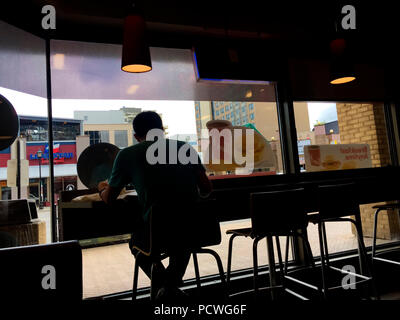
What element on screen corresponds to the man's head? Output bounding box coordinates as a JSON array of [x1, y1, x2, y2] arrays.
[[132, 111, 164, 142]]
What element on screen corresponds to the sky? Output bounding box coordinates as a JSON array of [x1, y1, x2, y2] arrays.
[[307, 102, 338, 126], [0, 87, 197, 137], [1, 86, 338, 137]]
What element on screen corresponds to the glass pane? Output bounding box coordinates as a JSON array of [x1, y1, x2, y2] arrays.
[[294, 101, 396, 255], [51, 40, 284, 298], [0, 21, 50, 247]]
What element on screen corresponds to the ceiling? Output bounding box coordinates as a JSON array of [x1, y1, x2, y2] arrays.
[[1, 1, 399, 64]]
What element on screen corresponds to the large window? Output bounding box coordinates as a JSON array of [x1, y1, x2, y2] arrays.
[[0, 20, 52, 248], [48, 39, 284, 298], [294, 101, 396, 254]]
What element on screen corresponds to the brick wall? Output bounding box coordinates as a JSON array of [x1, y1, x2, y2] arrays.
[[336, 103, 400, 240]]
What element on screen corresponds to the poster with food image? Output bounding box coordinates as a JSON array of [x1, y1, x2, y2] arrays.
[[203, 120, 276, 174], [304, 144, 372, 172]]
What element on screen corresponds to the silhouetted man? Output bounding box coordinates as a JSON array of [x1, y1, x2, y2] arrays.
[[98, 111, 212, 300]]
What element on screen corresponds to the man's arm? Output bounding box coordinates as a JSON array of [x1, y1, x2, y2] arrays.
[[98, 181, 123, 204], [98, 150, 128, 204]]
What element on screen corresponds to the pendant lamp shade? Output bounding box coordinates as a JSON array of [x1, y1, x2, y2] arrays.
[[329, 38, 356, 85], [121, 14, 152, 73], [329, 57, 356, 84]]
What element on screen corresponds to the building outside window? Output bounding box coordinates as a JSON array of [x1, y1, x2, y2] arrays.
[[100, 131, 109, 143], [85, 131, 101, 145], [114, 130, 128, 148]]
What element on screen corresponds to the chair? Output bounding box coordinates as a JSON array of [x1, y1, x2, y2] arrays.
[[226, 188, 315, 300], [371, 202, 400, 266], [131, 199, 226, 302], [309, 183, 377, 299]]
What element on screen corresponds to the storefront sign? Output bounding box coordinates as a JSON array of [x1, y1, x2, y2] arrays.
[[29, 152, 74, 160], [28, 143, 75, 164], [304, 144, 372, 172]]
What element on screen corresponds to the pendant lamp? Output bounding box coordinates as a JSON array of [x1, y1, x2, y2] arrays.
[[121, 11, 152, 73], [329, 38, 356, 84]]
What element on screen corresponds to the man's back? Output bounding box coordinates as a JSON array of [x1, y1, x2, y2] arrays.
[[108, 139, 203, 220]]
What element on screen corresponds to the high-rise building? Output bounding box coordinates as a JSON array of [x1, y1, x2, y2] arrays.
[[120, 107, 142, 123], [74, 109, 141, 148]]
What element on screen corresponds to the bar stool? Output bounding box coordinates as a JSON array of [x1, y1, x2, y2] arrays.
[[226, 188, 315, 300], [131, 199, 226, 302], [309, 183, 377, 299], [372, 202, 400, 266]]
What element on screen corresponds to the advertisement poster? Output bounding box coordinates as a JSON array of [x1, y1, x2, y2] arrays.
[[304, 144, 372, 172]]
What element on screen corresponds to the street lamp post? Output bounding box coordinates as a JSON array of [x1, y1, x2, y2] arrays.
[[37, 149, 43, 209]]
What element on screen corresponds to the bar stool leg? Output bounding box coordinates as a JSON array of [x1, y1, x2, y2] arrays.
[[318, 222, 328, 299], [354, 210, 368, 276], [150, 262, 157, 302], [252, 237, 262, 295], [371, 208, 382, 300], [226, 234, 238, 287], [275, 236, 285, 286], [192, 253, 202, 294], [372, 208, 381, 259], [298, 233, 315, 268], [197, 248, 227, 299], [350, 218, 379, 299], [284, 236, 290, 275], [266, 235, 277, 300], [321, 222, 330, 267], [132, 253, 140, 302]]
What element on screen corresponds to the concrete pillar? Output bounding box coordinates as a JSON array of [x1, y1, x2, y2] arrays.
[[10, 137, 29, 200]]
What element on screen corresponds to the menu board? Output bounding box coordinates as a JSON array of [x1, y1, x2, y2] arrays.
[[304, 144, 372, 172]]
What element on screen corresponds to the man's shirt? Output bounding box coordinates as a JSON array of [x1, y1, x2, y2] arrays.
[[108, 139, 205, 221]]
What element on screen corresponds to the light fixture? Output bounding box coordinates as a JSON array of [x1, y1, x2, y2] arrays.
[[329, 38, 356, 85], [121, 7, 152, 73], [245, 90, 253, 98], [329, 58, 356, 84]]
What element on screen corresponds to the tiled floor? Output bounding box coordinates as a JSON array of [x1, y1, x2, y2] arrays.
[[82, 218, 393, 299]]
